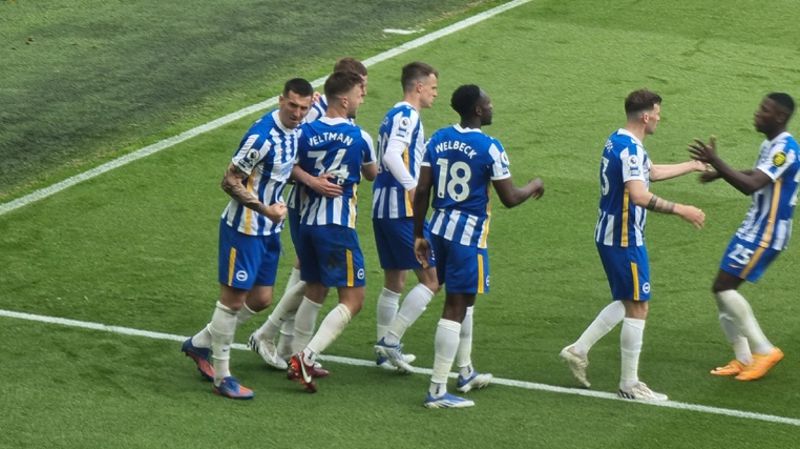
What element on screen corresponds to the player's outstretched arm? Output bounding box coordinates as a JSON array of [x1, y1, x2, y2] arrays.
[[627, 179, 705, 229], [699, 168, 754, 184], [650, 160, 707, 181], [688, 137, 771, 194], [492, 177, 544, 208], [221, 164, 287, 224]]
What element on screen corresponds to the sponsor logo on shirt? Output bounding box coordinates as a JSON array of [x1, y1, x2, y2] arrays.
[[628, 155, 641, 176], [773, 151, 787, 167], [397, 116, 411, 138]]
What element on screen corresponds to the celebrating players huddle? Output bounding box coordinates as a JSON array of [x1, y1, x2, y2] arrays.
[[181, 57, 797, 408]]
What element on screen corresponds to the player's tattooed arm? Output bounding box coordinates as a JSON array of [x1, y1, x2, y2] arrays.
[[221, 164, 286, 224], [645, 194, 675, 213], [628, 180, 705, 228]]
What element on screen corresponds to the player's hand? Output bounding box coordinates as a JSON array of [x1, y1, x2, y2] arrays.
[[688, 136, 718, 164], [691, 159, 710, 172], [308, 173, 344, 198], [699, 169, 721, 183], [529, 178, 544, 199], [265, 202, 288, 224], [312, 91, 322, 103], [675, 204, 705, 229], [414, 237, 431, 268]]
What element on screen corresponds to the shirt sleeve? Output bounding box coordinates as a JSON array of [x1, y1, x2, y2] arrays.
[[383, 138, 417, 189], [294, 127, 306, 165], [421, 139, 433, 168], [360, 129, 376, 165], [756, 141, 795, 181], [390, 110, 417, 146], [488, 140, 511, 180], [231, 133, 268, 175], [304, 99, 325, 123], [620, 145, 647, 183]]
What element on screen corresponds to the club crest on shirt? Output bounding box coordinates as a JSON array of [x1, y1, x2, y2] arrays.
[[773, 151, 787, 167]]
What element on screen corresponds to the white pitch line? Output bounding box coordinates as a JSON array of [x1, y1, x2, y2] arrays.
[[382, 28, 424, 35], [0, 0, 533, 217], [1, 307, 799, 427]]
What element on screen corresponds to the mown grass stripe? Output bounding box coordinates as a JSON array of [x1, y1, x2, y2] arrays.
[[0, 0, 533, 217], [1, 307, 798, 427]]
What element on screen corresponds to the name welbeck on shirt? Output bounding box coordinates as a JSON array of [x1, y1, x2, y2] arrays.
[[434, 140, 477, 158], [307, 132, 354, 147]]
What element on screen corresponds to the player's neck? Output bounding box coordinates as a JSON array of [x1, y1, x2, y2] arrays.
[[325, 104, 349, 120], [460, 118, 481, 129], [764, 127, 786, 141], [624, 123, 647, 142], [403, 94, 421, 111]]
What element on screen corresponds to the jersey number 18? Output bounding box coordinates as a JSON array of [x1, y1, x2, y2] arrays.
[[436, 159, 472, 202]]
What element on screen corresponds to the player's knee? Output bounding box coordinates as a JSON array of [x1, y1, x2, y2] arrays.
[[219, 285, 249, 310], [421, 278, 439, 294], [711, 278, 732, 294], [417, 268, 440, 293], [442, 298, 470, 322], [384, 270, 406, 292], [343, 301, 362, 316], [623, 300, 648, 319]]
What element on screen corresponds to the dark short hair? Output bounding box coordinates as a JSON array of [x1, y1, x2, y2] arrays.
[[324, 71, 364, 99], [401, 62, 438, 92], [767, 92, 795, 118], [451, 84, 482, 119], [283, 78, 313, 97], [333, 57, 367, 77], [625, 89, 662, 116]]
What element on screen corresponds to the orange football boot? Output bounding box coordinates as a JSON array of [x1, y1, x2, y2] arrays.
[[735, 348, 784, 381], [710, 359, 745, 376]]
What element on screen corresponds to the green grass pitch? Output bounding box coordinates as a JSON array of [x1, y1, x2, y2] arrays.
[[2, 1, 800, 448]]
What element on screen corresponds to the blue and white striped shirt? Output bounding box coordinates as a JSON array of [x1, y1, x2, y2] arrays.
[[304, 94, 328, 124], [295, 117, 376, 229], [594, 128, 651, 247], [372, 102, 425, 219], [423, 124, 511, 248], [736, 132, 800, 250], [221, 109, 297, 236]]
